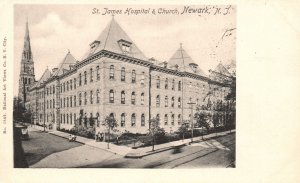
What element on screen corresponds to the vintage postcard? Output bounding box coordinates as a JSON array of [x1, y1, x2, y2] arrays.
[[0, 1, 299, 183]]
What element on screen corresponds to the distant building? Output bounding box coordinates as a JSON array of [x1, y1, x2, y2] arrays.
[[22, 17, 235, 134]]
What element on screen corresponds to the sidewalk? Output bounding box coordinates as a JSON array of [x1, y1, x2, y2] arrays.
[[29, 126, 235, 158]]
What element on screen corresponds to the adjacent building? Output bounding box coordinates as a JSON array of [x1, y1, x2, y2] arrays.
[[21, 17, 235, 134]]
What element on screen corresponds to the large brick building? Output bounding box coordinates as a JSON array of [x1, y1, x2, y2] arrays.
[[22, 17, 235, 134]]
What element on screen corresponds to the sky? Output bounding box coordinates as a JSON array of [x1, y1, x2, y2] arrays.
[[14, 4, 236, 96]]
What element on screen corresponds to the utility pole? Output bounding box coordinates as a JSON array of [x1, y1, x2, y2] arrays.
[[187, 102, 196, 142]]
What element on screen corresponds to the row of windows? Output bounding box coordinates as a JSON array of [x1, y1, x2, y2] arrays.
[[156, 77, 181, 91], [155, 95, 182, 108], [109, 90, 145, 105], [46, 99, 55, 109], [110, 65, 145, 85], [46, 85, 56, 96], [22, 77, 32, 85], [61, 113, 76, 125]]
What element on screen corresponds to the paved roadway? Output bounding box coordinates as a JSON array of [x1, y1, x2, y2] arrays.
[[22, 130, 235, 168]]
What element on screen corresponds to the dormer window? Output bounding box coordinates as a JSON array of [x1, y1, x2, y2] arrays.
[[118, 39, 132, 53], [189, 63, 198, 72], [89, 40, 100, 53]]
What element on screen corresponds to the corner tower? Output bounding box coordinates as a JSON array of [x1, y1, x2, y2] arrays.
[[18, 20, 35, 103]]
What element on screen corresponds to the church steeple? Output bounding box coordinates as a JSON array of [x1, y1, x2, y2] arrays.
[[18, 19, 36, 104], [22, 19, 33, 61]]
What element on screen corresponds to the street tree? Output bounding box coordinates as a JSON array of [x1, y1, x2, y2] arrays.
[[194, 110, 210, 140], [149, 117, 165, 151], [178, 121, 189, 141], [102, 115, 118, 149]]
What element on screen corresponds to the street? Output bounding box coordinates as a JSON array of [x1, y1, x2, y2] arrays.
[[21, 129, 235, 168]]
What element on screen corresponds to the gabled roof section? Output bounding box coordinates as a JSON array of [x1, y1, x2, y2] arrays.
[[82, 17, 147, 61], [37, 68, 52, 87], [53, 51, 77, 77], [168, 44, 206, 76], [214, 62, 232, 77]]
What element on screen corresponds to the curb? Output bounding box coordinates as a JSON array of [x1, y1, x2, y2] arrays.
[[124, 131, 235, 159]]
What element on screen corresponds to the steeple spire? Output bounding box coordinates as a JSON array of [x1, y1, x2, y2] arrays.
[[22, 18, 32, 61]]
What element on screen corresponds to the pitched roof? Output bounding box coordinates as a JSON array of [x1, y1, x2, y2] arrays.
[[53, 51, 77, 77], [214, 62, 232, 77], [168, 44, 206, 76], [82, 17, 147, 60], [37, 68, 52, 87]]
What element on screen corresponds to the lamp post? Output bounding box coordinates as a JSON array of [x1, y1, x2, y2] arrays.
[[187, 102, 196, 143]]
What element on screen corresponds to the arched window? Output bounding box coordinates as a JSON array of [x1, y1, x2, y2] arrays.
[[131, 92, 136, 105], [63, 83, 65, 92], [178, 114, 181, 125], [74, 113, 76, 125], [156, 114, 160, 123], [63, 98, 65, 108], [141, 72, 145, 85], [109, 113, 114, 118], [67, 81, 69, 91], [25, 78, 27, 84], [96, 66, 100, 80], [172, 79, 175, 90], [84, 92, 87, 105], [96, 89, 100, 103], [90, 68, 93, 82], [70, 113, 73, 124], [67, 97, 69, 107], [53, 85, 55, 94], [165, 78, 168, 89], [156, 76, 160, 89], [156, 95, 160, 107], [141, 114, 145, 126], [121, 67, 125, 81], [171, 114, 175, 125], [132, 70, 136, 83], [178, 81, 182, 91], [49, 100, 52, 109], [165, 96, 168, 107], [74, 95, 76, 107], [141, 93, 145, 105], [110, 65, 114, 79], [79, 73, 82, 86], [90, 90, 93, 104], [121, 113, 125, 127], [131, 113, 136, 126], [178, 97, 181, 108], [63, 114, 65, 124], [171, 97, 175, 107], [70, 80, 72, 91], [164, 114, 168, 125], [67, 114, 69, 124], [109, 90, 114, 103], [121, 91, 125, 104], [53, 99, 55, 108], [84, 71, 87, 85]]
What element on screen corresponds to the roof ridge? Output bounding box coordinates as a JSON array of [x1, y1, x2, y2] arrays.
[[103, 18, 114, 50]]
